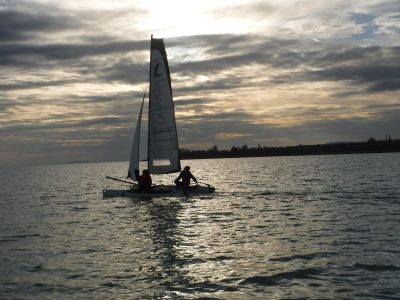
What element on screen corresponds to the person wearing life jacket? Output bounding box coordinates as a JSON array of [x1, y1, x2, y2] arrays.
[[138, 169, 152, 192], [174, 166, 197, 192]]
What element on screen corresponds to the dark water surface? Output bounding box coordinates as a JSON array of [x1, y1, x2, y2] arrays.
[[1, 153, 400, 299]]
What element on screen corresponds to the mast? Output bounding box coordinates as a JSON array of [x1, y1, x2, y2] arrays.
[[147, 34, 152, 172]]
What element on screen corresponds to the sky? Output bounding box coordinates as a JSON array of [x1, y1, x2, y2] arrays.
[[0, 0, 399, 166]]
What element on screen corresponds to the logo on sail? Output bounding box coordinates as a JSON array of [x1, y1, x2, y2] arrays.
[[153, 63, 162, 78]]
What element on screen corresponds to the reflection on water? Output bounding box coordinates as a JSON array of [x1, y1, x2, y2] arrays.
[[1, 153, 400, 299]]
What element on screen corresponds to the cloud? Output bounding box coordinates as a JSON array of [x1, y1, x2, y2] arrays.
[[367, 79, 400, 92], [367, 0, 400, 15], [0, 99, 17, 113], [0, 3, 81, 42], [176, 106, 400, 149], [0, 79, 78, 91], [210, 1, 278, 19], [214, 42, 400, 94], [0, 116, 129, 135], [0, 40, 147, 63], [306, 47, 400, 92], [310, 63, 399, 87], [98, 58, 147, 84]]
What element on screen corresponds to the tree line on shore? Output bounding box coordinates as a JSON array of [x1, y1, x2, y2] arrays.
[[179, 138, 400, 159]]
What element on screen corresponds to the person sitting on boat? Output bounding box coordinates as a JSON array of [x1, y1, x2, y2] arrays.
[[174, 166, 197, 191], [138, 169, 153, 192]]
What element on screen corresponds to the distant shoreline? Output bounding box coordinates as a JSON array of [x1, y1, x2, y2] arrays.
[[4, 139, 398, 168], [179, 139, 400, 160]]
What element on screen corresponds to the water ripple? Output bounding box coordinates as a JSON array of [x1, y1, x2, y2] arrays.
[[269, 252, 339, 262], [239, 267, 324, 286], [353, 263, 400, 271]]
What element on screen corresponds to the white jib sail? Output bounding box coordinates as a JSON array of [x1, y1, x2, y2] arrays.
[[148, 38, 181, 174], [128, 99, 144, 181]]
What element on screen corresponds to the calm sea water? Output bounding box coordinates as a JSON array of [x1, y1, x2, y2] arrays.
[[1, 153, 400, 299]]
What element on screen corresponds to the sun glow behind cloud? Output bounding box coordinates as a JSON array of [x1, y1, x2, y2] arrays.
[[135, 0, 258, 37]]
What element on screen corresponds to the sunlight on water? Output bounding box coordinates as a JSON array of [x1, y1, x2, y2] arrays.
[[1, 153, 400, 299]]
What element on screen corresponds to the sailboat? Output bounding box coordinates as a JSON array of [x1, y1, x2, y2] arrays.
[[103, 36, 215, 198]]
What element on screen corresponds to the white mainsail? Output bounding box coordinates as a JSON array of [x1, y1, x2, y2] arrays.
[[128, 36, 181, 180], [148, 37, 181, 174]]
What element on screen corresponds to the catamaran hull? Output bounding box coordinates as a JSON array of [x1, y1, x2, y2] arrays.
[[103, 185, 215, 198]]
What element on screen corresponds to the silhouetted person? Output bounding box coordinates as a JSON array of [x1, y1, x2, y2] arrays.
[[138, 169, 152, 192], [174, 166, 197, 194]]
